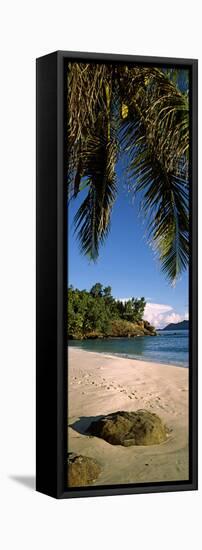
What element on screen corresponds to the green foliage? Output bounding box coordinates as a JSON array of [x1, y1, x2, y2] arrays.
[[121, 297, 146, 322], [109, 319, 143, 337], [90, 283, 103, 298], [67, 63, 189, 284], [68, 284, 150, 339]]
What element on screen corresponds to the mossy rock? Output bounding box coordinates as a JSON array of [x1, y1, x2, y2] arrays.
[[88, 410, 168, 447], [67, 453, 101, 487]]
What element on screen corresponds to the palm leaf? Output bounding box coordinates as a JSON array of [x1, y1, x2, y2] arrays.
[[68, 62, 189, 283], [67, 62, 114, 200], [74, 135, 117, 259], [119, 65, 189, 176], [69, 66, 119, 259], [120, 116, 189, 282]]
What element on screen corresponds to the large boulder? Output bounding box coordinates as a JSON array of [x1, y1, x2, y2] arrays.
[[88, 410, 168, 447], [67, 453, 101, 487]]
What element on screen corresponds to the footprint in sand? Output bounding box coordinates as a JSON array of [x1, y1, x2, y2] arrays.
[[158, 403, 166, 410]]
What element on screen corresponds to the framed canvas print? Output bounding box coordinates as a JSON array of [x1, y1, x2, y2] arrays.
[[36, 51, 198, 499]]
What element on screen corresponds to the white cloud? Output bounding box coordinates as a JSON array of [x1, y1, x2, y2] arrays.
[[116, 298, 188, 329], [144, 302, 188, 329], [163, 312, 185, 325]]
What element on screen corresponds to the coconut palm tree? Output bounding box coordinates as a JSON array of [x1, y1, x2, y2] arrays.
[[67, 63, 189, 285]]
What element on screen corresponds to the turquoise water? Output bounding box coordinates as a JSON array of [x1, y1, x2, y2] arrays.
[[68, 330, 189, 368]]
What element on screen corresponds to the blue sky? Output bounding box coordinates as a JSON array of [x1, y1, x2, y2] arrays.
[[68, 161, 189, 329]]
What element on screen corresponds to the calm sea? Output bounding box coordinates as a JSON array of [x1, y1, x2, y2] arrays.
[[68, 330, 189, 368]]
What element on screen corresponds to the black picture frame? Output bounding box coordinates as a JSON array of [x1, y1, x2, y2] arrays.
[[36, 51, 198, 499]]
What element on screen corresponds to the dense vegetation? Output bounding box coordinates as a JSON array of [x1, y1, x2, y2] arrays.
[[68, 283, 156, 339]]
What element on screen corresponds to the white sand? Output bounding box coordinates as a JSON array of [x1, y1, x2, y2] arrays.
[[68, 347, 189, 485]]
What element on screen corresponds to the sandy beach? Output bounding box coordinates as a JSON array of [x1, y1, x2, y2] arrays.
[[68, 347, 189, 485]]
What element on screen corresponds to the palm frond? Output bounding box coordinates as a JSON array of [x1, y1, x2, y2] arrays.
[[120, 116, 189, 282], [74, 135, 118, 259], [67, 62, 189, 283], [119, 65, 189, 178], [68, 64, 119, 259], [118, 65, 189, 282], [67, 62, 115, 199]]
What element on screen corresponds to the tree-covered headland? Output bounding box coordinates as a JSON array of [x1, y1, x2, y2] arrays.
[[68, 283, 156, 339]]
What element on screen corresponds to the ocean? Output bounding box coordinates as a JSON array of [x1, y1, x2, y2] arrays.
[[68, 330, 189, 368]]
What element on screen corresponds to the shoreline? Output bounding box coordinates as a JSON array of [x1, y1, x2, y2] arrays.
[[68, 347, 189, 486], [68, 344, 188, 369]]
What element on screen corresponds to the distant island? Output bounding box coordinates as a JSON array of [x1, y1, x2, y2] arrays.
[[68, 283, 156, 339], [159, 320, 189, 331]]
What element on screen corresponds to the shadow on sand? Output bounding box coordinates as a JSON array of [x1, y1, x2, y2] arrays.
[[69, 415, 104, 435]]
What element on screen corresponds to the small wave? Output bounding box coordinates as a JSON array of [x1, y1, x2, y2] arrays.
[[107, 352, 187, 367], [71, 348, 188, 368]]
